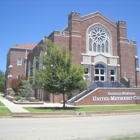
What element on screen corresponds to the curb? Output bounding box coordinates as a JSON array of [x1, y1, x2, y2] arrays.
[[9, 110, 140, 118]]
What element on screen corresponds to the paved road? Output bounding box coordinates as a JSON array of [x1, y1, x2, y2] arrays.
[[0, 114, 140, 140]]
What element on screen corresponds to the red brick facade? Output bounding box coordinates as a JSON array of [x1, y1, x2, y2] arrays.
[[75, 88, 140, 106], [45, 12, 139, 85], [6, 11, 140, 105], [5, 44, 36, 94]]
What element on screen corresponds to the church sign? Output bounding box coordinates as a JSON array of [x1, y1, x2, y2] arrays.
[[93, 92, 140, 102], [75, 88, 140, 106]]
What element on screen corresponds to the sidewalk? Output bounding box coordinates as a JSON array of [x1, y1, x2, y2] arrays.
[[1, 96, 140, 118], [0, 97, 29, 113], [0, 96, 73, 113]]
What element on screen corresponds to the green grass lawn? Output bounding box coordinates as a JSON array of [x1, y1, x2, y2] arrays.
[[109, 136, 140, 140], [0, 101, 5, 106], [0, 101, 11, 116], [0, 107, 11, 116], [24, 105, 140, 113]]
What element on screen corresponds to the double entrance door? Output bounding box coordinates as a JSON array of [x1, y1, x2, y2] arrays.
[[94, 64, 105, 82], [85, 64, 116, 82]]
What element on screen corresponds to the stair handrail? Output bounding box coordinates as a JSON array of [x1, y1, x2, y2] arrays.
[[67, 90, 86, 103]]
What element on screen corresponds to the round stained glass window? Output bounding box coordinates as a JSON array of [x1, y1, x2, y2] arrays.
[[88, 26, 109, 53]]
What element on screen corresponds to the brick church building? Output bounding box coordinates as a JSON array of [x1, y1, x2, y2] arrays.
[[5, 11, 140, 105]]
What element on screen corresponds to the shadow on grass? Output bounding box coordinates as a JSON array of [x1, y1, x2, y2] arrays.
[[24, 105, 140, 112], [32, 107, 79, 111], [24, 107, 82, 112]]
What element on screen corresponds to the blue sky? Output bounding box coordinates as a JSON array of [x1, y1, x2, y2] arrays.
[[0, 0, 140, 73]]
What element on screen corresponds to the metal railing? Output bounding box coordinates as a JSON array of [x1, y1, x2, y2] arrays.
[[93, 81, 127, 88], [67, 81, 127, 105]]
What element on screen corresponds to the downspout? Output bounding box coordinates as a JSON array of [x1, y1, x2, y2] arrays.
[[25, 49, 27, 76]]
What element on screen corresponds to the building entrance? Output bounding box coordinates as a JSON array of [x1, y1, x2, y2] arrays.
[[95, 64, 105, 82]]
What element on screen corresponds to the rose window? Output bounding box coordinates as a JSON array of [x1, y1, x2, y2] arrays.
[[88, 26, 109, 53]]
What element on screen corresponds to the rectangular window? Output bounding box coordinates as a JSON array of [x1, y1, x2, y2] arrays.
[[85, 68, 88, 74], [110, 69, 115, 82], [101, 76, 104, 81], [95, 69, 99, 74], [95, 76, 99, 81], [110, 69, 115, 75], [100, 69, 104, 75], [17, 58, 22, 65], [110, 77, 114, 82], [17, 74, 21, 79]]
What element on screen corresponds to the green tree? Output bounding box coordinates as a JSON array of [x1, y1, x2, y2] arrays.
[[19, 80, 34, 100], [10, 76, 27, 95], [0, 70, 5, 93], [34, 39, 88, 108]]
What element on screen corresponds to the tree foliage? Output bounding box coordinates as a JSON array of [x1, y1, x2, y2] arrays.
[[10, 76, 27, 94], [0, 70, 5, 93], [19, 80, 34, 100], [34, 39, 88, 107]]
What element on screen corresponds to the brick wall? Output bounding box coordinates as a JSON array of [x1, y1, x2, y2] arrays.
[[6, 49, 28, 93], [26, 11, 140, 103], [75, 88, 140, 106]]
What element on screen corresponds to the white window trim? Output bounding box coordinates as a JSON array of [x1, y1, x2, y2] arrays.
[[17, 58, 22, 65], [83, 65, 91, 81], [94, 64, 105, 82], [110, 68, 116, 82]]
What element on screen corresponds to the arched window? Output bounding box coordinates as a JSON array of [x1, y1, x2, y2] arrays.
[[89, 38, 92, 51], [102, 44, 104, 52], [105, 40, 108, 52], [33, 57, 36, 75], [33, 57, 36, 84], [93, 43, 96, 52], [88, 26, 110, 54], [95, 64, 105, 82], [39, 52, 43, 70], [97, 44, 100, 52], [28, 61, 30, 76]]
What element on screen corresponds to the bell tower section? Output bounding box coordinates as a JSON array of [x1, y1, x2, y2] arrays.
[[117, 20, 139, 86], [68, 12, 81, 64]]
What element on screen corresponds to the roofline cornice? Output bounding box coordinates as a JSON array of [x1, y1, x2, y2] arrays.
[[81, 13, 117, 28], [81, 11, 100, 18], [10, 47, 34, 51]]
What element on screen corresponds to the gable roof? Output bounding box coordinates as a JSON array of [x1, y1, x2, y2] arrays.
[[81, 11, 116, 28], [62, 11, 117, 33], [11, 44, 36, 50]]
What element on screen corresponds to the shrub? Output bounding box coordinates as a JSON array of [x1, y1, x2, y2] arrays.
[[10, 78, 21, 94], [10, 76, 28, 95], [19, 80, 34, 100], [29, 99, 39, 102], [14, 96, 22, 101]]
